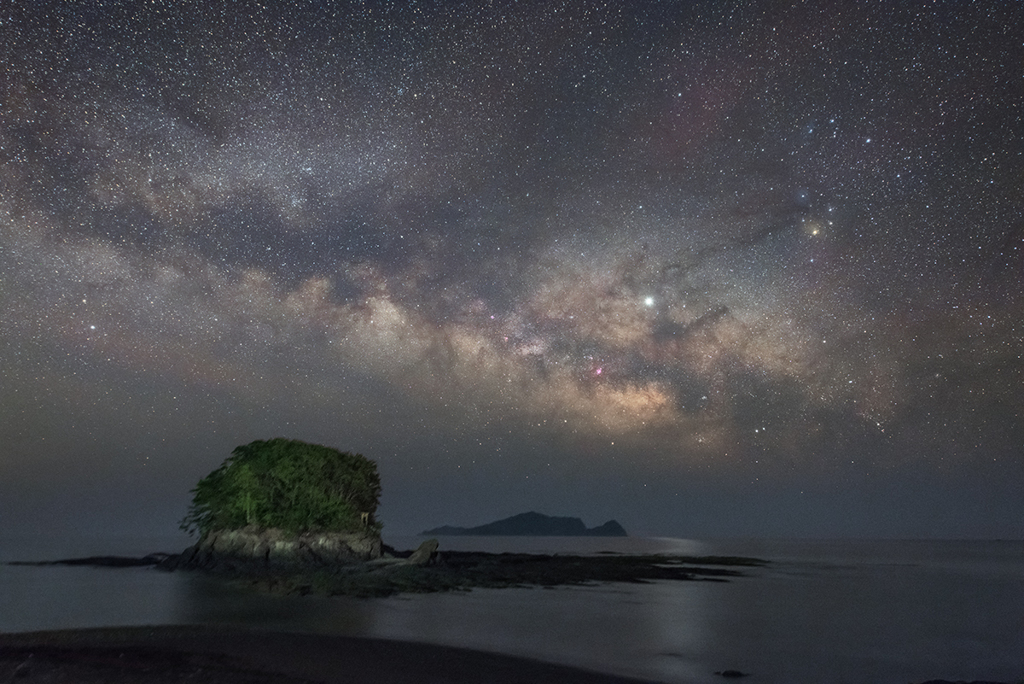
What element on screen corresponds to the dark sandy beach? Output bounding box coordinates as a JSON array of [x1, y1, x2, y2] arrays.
[[0, 625, 659, 683]]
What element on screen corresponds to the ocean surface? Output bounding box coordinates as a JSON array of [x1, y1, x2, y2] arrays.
[[1, 534, 1022, 684]]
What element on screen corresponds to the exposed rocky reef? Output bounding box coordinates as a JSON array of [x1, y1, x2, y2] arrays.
[[243, 549, 765, 598], [10, 531, 767, 599], [9, 554, 174, 568], [161, 536, 765, 598]]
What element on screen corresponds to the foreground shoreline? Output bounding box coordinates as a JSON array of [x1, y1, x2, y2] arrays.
[[0, 625, 659, 683], [1, 626, 1013, 684]]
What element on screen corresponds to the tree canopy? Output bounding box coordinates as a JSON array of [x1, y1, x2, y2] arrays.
[[180, 438, 381, 537]]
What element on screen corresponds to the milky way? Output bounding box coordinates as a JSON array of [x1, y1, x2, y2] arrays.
[[2, 1, 1023, 537]]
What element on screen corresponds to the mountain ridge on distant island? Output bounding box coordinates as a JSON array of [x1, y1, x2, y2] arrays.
[[421, 511, 627, 537]]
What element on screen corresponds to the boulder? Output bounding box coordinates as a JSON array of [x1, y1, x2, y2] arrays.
[[405, 538, 439, 565]]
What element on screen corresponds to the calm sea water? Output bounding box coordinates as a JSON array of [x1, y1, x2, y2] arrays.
[[1, 534, 1022, 684]]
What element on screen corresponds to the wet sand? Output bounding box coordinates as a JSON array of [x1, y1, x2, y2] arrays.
[[0, 625, 660, 683]]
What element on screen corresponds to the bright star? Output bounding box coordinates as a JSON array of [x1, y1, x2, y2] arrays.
[[644, 297, 654, 307]]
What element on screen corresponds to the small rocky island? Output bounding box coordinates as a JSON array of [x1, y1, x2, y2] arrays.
[[12, 438, 767, 598], [422, 511, 627, 536]]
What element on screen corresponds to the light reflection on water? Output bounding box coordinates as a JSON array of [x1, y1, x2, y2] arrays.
[[2, 535, 1022, 684]]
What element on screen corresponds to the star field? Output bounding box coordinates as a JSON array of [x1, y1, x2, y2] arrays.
[[2, 1, 1023, 537]]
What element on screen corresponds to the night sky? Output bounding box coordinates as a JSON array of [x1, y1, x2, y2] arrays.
[[3, 1, 1023, 540]]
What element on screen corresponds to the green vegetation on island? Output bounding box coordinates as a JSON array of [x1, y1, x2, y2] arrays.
[[179, 438, 381, 537]]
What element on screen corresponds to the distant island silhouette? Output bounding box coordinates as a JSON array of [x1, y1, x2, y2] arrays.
[[421, 511, 627, 537]]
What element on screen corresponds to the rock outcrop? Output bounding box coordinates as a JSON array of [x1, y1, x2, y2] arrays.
[[584, 520, 628, 537], [163, 526, 382, 573], [405, 538, 439, 565]]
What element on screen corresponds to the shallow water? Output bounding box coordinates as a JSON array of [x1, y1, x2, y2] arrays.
[[2, 535, 1022, 683]]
